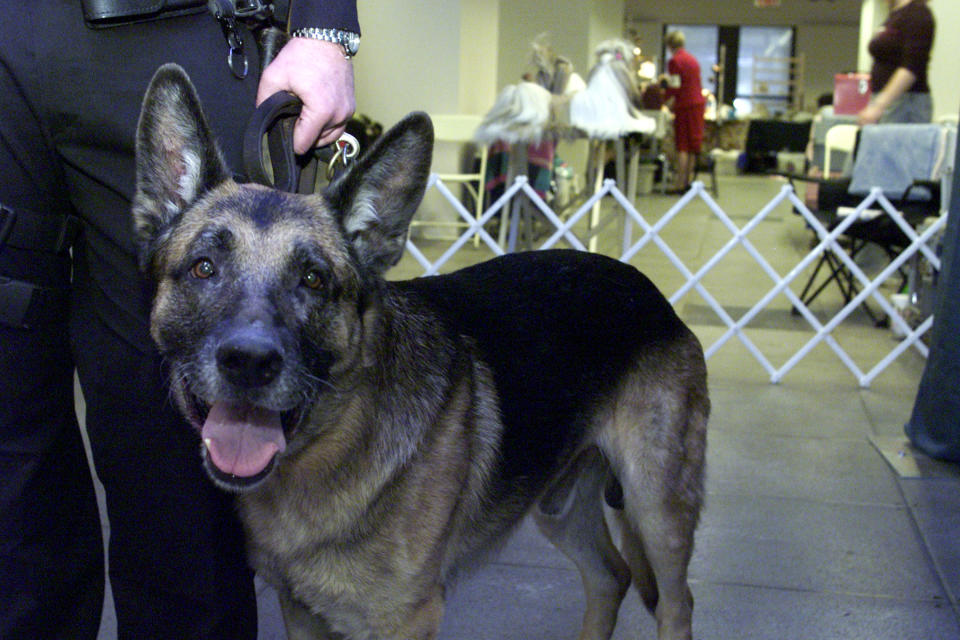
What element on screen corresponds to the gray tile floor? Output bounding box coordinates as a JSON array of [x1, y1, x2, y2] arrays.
[[94, 175, 960, 638]]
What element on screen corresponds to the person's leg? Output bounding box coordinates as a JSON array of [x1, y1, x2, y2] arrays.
[[676, 151, 691, 190], [27, 4, 263, 637], [0, 22, 104, 638], [689, 104, 705, 180], [70, 263, 258, 638], [673, 108, 693, 190]]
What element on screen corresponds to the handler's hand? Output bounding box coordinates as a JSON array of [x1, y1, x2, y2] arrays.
[[257, 37, 356, 154], [857, 102, 883, 126]]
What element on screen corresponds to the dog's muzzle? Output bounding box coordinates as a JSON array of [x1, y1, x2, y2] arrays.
[[198, 329, 294, 491]]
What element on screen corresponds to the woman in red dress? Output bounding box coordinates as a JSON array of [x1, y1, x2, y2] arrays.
[[664, 30, 706, 193]]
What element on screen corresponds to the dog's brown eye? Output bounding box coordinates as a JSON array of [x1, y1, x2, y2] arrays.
[[302, 270, 323, 290], [191, 258, 216, 279]]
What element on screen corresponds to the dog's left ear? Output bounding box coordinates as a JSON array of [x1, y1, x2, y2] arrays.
[[325, 112, 433, 275], [132, 64, 231, 270]]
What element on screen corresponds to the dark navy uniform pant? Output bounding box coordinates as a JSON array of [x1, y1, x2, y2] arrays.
[[0, 3, 263, 637], [905, 104, 960, 463]]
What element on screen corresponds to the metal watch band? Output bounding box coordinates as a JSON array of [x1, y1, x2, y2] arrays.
[[290, 27, 359, 58]]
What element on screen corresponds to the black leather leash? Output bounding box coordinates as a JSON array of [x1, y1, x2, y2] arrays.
[[242, 90, 303, 192], [242, 92, 359, 194]]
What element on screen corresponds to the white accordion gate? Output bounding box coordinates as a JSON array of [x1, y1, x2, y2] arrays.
[[405, 175, 945, 388]]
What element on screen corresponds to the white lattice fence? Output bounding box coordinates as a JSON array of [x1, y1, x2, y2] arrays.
[[405, 175, 945, 388]]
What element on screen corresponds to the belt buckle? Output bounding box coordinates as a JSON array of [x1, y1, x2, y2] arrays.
[[0, 205, 16, 247]]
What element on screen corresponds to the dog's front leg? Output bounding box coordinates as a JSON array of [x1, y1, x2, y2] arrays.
[[278, 591, 344, 640]]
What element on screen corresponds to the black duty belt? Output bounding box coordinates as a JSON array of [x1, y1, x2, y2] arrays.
[[0, 205, 79, 329], [0, 204, 80, 255]]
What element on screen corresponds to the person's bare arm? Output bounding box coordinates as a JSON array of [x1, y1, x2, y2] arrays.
[[858, 67, 916, 125]]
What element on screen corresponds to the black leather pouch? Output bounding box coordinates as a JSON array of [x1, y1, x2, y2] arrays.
[[81, 0, 207, 28]]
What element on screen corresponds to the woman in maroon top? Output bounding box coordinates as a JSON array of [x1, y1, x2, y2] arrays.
[[664, 30, 707, 193], [859, 0, 935, 125]]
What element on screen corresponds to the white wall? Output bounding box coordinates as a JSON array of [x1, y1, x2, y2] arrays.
[[591, 0, 628, 51], [496, 0, 591, 89], [458, 0, 500, 115], [929, 0, 960, 120], [353, 0, 502, 232], [858, 0, 887, 72], [798, 24, 860, 110], [353, 0, 463, 127]]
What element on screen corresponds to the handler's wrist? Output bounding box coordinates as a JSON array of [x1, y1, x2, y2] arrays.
[[290, 27, 360, 59]]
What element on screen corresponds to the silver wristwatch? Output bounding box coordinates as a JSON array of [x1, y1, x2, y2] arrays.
[[290, 27, 360, 58]]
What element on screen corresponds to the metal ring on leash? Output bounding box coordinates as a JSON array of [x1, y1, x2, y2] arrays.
[[338, 132, 360, 162], [326, 132, 361, 180], [227, 46, 249, 79]]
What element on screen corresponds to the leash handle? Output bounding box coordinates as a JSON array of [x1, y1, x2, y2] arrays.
[[242, 90, 303, 192], [242, 92, 361, 193]]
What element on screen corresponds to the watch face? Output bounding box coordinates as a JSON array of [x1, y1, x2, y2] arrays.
[[344, 32, 359, 56]]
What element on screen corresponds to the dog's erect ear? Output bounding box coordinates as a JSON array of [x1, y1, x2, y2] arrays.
[[325, 112, 433, 275], [132, 63, 231, 269]]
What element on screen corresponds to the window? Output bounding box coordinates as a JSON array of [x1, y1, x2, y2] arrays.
[[736, 26, 795, 115], [664, 24, 797, 116]]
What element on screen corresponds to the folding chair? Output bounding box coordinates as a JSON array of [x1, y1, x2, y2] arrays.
[[790, 123, 949, 324], [411, 114, 488, 244], [822, 123, 859, 177]]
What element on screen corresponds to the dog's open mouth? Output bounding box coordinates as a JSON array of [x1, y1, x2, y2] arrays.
[[190, 396, 302, 490]]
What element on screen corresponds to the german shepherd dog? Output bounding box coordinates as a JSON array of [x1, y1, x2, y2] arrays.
[[131, 64, 708, 640]]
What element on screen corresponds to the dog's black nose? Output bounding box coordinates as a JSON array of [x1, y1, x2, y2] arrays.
[[216, 334, 283, 388]]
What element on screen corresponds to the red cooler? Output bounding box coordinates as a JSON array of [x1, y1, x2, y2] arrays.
[[834, 73, 871, 115]]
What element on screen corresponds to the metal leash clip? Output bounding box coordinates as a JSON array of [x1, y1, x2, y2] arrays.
[[207, 0, 281, 79], [208, 0, 250, 78]]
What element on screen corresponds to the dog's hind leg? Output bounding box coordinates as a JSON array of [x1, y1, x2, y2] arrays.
[[534, 448, 632, 640], [600, 359, 708, 640]]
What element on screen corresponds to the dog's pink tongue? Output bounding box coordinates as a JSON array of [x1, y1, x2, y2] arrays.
[[202, 401, 286, 478]]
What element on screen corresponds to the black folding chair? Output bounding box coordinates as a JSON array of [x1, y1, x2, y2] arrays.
[[785, 124, 948, 324]]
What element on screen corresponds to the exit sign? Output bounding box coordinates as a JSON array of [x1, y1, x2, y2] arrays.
[[754, 0, 781, 6]]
